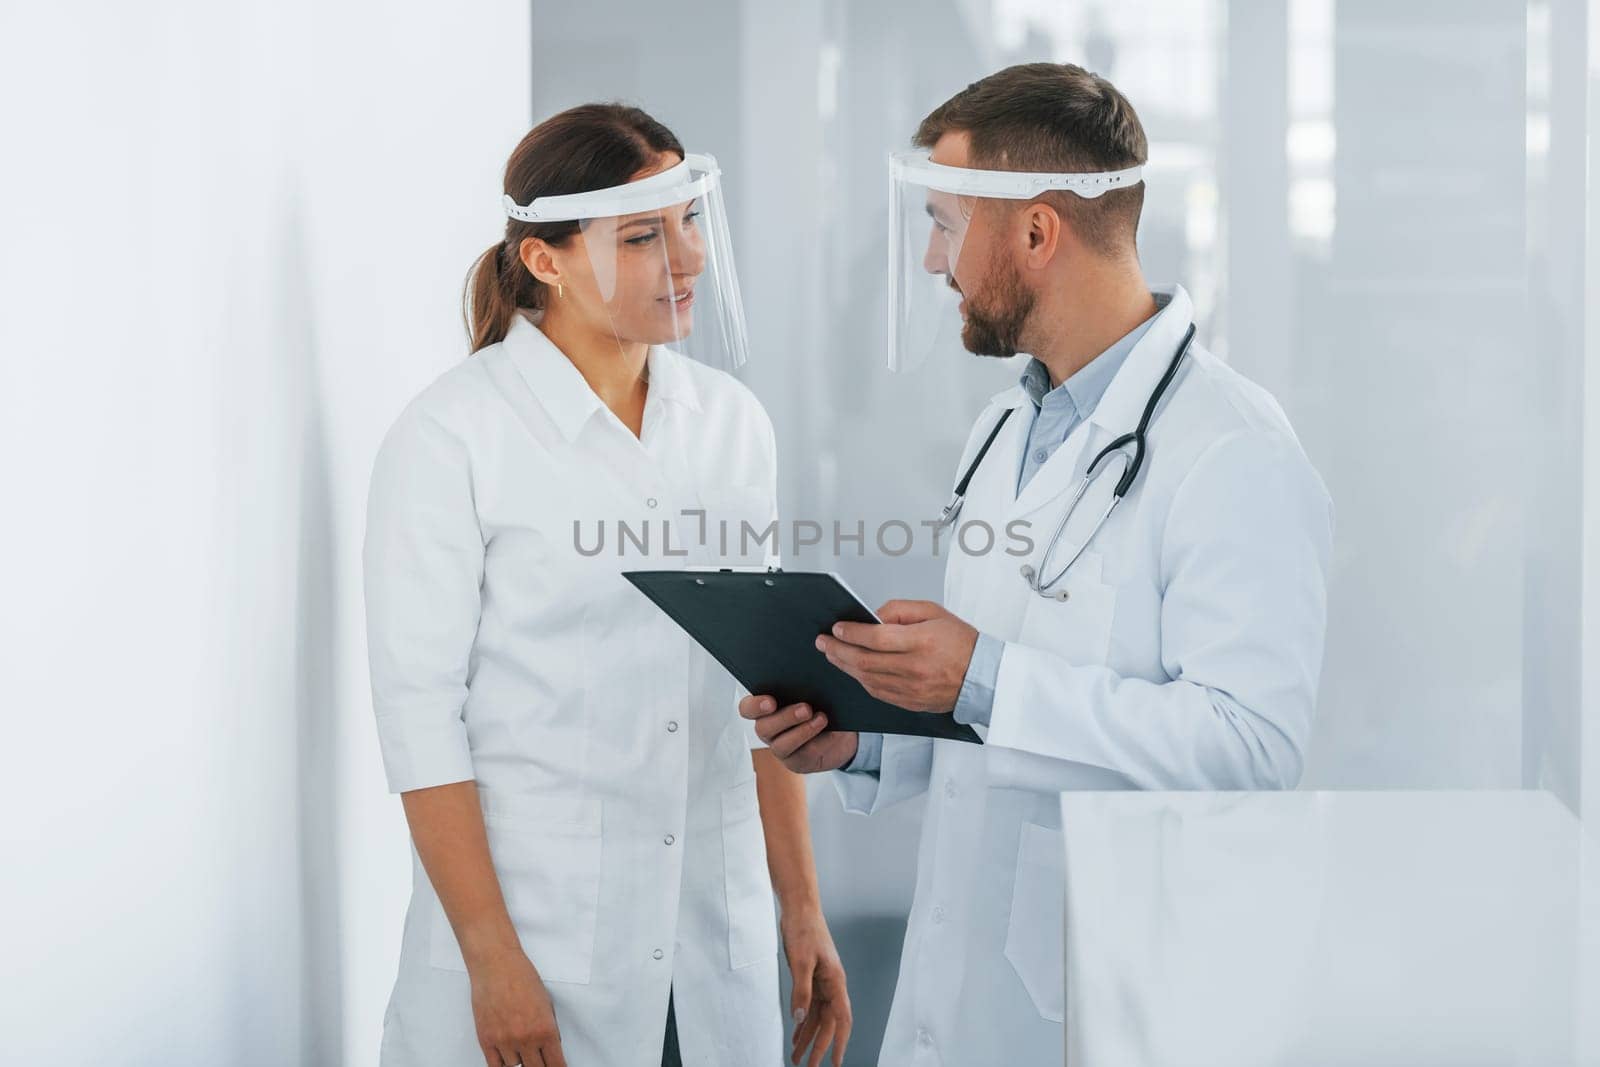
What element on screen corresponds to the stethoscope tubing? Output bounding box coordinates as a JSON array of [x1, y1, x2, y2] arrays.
[[940, 322, 1199, 599]]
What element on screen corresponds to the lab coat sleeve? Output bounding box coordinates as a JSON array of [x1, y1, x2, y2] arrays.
[[363, 406, 484, 794], [985, 428, 1332, 791], [737, 683, 766, 751], [952, 631, 1003, 726], [741, 402, 783, 749], [844, 731, 884, 773], [831, 734, 936, 815]]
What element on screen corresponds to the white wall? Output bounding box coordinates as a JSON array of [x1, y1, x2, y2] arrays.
[[0, 3, 529, 1062], [1580, 6, 1600, 1061]]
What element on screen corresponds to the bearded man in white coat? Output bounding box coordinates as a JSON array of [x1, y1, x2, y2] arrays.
[[742, 62, 1333, 1066]]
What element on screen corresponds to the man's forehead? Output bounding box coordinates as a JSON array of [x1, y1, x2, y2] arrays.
[[927, 129, 972, 168]]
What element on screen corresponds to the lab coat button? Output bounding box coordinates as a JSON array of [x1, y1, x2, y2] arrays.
[[647, 497, 659, 509], [917, 1028, 933, 1047], [652, 948, 665, 961], [944, 781, 957, 800], [1033, 449, 1048, 463], [663, 833, 676, 846], [931, 906, 945, 924], [666, 720, 679, 733]]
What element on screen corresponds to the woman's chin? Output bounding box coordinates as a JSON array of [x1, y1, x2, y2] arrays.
[[645, 312, 694, 343], [616, 329, 693, 349]]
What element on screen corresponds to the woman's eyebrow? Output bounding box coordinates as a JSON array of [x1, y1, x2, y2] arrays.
[[618, 215, 666, 230]]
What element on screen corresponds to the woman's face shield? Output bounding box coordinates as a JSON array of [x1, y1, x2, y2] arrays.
[[887, 149, 1144, 372], [505, 152, 749, 371]]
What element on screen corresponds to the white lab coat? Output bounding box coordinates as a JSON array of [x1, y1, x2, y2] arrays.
[[835, 285, 1334, 1066], [364, 311, 783, 1067]]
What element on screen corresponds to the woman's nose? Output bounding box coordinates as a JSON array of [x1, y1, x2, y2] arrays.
[[665, 226, 707, 277]]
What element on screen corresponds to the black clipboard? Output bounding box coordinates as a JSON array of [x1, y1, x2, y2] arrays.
[[623, 568, 981, 744]]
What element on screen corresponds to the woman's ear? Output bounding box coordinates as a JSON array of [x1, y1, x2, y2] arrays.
[[1022, 201, 1064, 269], [519, 236, 562, 288]]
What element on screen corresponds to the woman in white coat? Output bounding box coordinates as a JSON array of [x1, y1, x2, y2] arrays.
[[364, 104, 851, 1067]]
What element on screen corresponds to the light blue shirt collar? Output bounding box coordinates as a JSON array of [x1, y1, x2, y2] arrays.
[[1017, 311, 1160, 416]]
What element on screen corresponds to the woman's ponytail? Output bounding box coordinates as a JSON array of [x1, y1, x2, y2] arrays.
[[465, 240, 526, 353]]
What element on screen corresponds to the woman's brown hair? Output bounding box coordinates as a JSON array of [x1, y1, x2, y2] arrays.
[[465, 103, 685, 353]]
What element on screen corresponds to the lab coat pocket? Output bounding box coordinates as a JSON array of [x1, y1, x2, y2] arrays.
[[1018, 551, 1117, 666], [428, 793, 603, 985], [721, 780, 777, 970], [694, 484, 776, 567], [1003, 820, 1066, 1024]]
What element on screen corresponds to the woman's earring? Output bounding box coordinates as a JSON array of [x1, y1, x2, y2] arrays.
[[557, 282, 565, 299]]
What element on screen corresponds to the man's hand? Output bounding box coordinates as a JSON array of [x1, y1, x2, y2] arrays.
[[814, 599, 979, 714], [740, 695, 859, 774]]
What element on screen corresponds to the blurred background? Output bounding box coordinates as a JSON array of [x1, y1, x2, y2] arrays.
[[2, 0, 1598, 1062]]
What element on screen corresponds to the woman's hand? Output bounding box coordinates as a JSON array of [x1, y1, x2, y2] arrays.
[[467, 943, 567, 1067], [781, 907, 852, 1067]]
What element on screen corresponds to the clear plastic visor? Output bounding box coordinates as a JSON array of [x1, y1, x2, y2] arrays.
[[505, 153, 749, 371], [886, 149, 1143, 372]]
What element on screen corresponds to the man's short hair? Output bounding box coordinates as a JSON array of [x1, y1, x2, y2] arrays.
[[914, 62, 1148, 257]]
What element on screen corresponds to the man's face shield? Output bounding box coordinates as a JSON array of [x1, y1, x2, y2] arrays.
[[504, 152, 749, 371], [886, 149, 1143, 372]]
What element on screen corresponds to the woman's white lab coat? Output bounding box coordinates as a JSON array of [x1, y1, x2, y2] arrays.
[[364, 312, 782, 1066]]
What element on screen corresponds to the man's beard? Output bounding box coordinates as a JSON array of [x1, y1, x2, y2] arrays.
[[957, 256, 1034, 359]]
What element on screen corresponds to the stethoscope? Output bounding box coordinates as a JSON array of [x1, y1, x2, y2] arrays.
[[937, 323, 1197, 601]]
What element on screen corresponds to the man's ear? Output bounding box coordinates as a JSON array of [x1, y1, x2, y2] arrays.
[[519, 236, 563, 288], [1021, 200, 1065, 270]]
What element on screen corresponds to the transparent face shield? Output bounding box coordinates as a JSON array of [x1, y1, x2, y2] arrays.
[[504, 153, 749, 371], [887, 149, 1144, 372]]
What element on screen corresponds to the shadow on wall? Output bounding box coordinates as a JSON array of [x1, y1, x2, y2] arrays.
[[282, 183, 346, 1065]]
